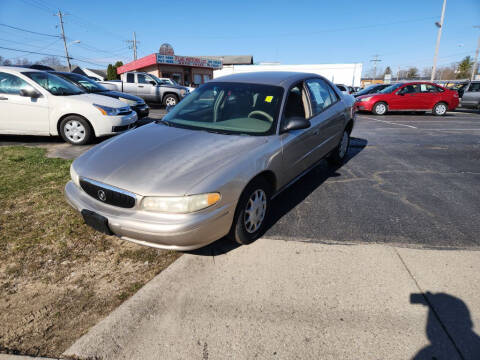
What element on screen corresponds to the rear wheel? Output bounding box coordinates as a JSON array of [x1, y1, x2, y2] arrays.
[[372, 102, 387, 115], [229, 178, 271, 245], [163, 94, 178, 107], [327, 129, 350, 165], [433, 102, 447, 116], [59, 116, 93, 145]]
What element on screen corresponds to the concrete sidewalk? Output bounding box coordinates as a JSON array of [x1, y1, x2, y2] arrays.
[[64, 239, 480, 360]]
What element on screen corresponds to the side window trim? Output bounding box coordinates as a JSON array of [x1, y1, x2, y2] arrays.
[[278, 81, 311, 133]]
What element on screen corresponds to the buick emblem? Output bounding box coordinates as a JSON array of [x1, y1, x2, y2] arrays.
[[97, 190, 106, 202]]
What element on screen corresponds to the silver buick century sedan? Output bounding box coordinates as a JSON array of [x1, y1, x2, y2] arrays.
[[65, 72, 355, 250]]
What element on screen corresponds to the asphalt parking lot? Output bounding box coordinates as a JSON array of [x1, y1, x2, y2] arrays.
[[1, 109, 478, 249], [265, 110, 480, 249]]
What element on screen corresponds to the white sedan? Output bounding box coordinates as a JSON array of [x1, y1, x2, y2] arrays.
[[0, 66, 137, 145]]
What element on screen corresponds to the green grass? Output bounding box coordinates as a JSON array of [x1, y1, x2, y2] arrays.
[[0, 146, 181, 357]]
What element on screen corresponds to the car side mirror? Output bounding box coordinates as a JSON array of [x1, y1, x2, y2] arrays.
[[281, 116, 310, 133], [149, 81, 157, 86], [19, 87, 41, 98]]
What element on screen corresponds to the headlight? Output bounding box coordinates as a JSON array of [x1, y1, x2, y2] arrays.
[[93, 104, 122, 116], [70, 164, 80, 187], [180, 89, 186, 96], [359, 97, 372, 102], [118, 98, 138, 106], [141, 193, 221, 213]]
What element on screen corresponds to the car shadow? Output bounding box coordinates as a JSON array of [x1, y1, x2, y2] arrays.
[[411, 292, 480, 359], [187, 137, 368, 257]]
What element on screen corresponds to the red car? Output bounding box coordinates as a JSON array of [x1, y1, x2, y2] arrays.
[[355, 82, 459, 116]]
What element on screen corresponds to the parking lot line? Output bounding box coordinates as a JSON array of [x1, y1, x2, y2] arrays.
[[360, 116, 418, 129]]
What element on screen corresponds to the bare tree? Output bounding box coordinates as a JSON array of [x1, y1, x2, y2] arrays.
[[422, 67, 432, 78], [35, 56, 63, 67]]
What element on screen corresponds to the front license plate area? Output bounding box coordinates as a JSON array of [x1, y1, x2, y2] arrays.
[[81, 209, 113, 235]]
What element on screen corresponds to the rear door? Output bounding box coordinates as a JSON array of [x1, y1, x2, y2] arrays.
[[304, 78, 345, 164], [122, 73, 138, 95], [0, 72, 49, 134], [461, 82, 480, 108], [418, 83, 445, 109]]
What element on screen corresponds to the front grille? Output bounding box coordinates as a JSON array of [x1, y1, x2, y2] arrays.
[[118, 106, 133, 115], [80, 179, 136, 208]]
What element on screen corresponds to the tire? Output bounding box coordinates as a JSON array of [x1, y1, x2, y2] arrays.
[[59, 116, 93, 145], [432, 102, 448, 116], [327, 129, 350, 165], [163, 94, 178, 107], [372, 102, 388, 115], [228, 177, 271, 245]]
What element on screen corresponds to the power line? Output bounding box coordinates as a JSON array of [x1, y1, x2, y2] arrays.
[[0, 45, 104, 66], [0, 23, 60, 38]]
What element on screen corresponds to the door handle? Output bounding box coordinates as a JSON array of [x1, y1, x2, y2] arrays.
[[0, 96, 8, 100], [138, 85, 144, 88]]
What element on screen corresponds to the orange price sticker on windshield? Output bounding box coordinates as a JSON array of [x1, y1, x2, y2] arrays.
[[265, 96, 273, 103]]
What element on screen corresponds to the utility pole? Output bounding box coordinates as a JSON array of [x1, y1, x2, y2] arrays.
[[126, 32, 138, 61], [370, 54, 381, 81], [471, 26, 480, 80], [56, 10, 71, 71], [431, 0, 447, 81]]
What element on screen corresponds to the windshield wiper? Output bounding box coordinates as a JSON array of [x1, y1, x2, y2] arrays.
[[155, 119, 171, 126]]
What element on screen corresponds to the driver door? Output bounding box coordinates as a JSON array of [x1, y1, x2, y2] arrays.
[[279, 84, 312, 186], [0, 72, 49, 134], [389, 84, 421, 110], [136, 73, 157, 102]]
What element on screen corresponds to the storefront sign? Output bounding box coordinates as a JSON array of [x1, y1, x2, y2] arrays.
[[157, 54, 222, 69]]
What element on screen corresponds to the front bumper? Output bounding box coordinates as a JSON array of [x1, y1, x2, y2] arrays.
[[132, 103, 150, 119], [95, 112, 138, 137], [354, 101, 374, 112], [64, 181, 234, 251]]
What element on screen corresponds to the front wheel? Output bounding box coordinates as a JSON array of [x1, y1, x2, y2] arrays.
[[163, 94, 178, 107], [229, 178, 271, 245], [59, 116, 93, 145], [327, 129, 350, 165], [372, 102, 388, 115], [433, 102, 447, 116]]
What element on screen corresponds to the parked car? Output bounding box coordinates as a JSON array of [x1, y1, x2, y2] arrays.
[[99, 72, 189, 106], [158, 77, 196, 93], [458, 81, 480, 109], [355, 82, 459, 115], [335, 84, 354, 95], [65, 72, 355, 250], [52, 71, 149, 119], [354, 84, 391, 98], [0, 66, 137, 145]]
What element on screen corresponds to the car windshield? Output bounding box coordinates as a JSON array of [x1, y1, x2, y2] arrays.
[[162, 82, 284, 136], [23, 71, 84, 96], [379, 83, 403, 94], [356, 85, 379, 96], [58, 73, 108, 93]]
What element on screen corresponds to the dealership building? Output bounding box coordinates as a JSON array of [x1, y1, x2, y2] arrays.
[[116, 44, 224, 86]]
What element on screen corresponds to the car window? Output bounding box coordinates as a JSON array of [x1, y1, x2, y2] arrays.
[[468, 83, 480, 92], [163, 82, 284, 136], [420, 84, 443, 93], [126, 73, 134, 83], [336, 85, 346, 91], [284, 85, 307, 121], [327, 83, 339, 101], [305, 78, 335, 115], [0, 72, 32, 95], [137, 74, 148, 84], [23, 72, 83, 96], [400, 84, 420, 94]]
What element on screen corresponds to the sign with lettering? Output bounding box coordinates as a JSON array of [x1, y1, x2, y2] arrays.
[[156, 54, 222, 69]]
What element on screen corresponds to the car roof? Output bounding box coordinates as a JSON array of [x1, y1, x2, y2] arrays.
[[212, 71, 321, 88], [0, 66, 41, 72]]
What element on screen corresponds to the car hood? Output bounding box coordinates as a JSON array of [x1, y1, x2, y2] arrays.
[[67, 93, 128, 108], [97, 90, 144, 103], [74, 123, 269, 196]]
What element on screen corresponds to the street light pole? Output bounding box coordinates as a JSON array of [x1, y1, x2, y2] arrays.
[[471, 26, 480, 80], [431, 0, 447, 81]]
